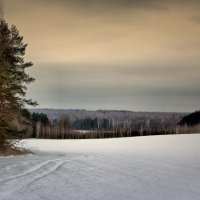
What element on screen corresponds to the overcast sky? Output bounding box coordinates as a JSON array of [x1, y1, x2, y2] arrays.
[[1, 0, 200, 112]]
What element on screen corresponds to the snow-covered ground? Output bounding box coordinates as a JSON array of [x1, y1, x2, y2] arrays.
[[0, 134, 200, 200]]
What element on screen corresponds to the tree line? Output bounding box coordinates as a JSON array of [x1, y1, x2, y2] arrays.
[[30, 110, 200, 139]]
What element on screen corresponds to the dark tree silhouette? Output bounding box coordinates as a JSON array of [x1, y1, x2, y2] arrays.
[[178, 111, 200, 126], [0, 19, 37, 147]]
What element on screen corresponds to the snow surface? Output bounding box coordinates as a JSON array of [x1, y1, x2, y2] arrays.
[[0, 134, 200, 200]]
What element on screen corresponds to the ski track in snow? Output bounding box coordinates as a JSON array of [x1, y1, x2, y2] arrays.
[[0, 134, 200, 200], [0, 154, 93, 200], [1, 159, 61, 183]]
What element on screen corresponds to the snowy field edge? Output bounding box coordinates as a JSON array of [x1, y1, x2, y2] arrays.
[[21, 133, 200, 155]]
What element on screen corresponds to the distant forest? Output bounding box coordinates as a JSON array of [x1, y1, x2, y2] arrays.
[[30, 109, 186, 130], [28, 109, 197, 139]]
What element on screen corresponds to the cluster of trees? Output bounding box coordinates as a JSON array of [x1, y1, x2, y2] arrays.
[[32, 114, 70, 139], [178, 111, 200, 126], [31, 112, 50, 138], [31, 109, 185, 131], [10, 107, 197, 139], [30, 112, 186, 139], [31, 110, 200, 139], [0, 19, 36, 149], [72, 117, 112, 130], [176, 111, 200, 134]]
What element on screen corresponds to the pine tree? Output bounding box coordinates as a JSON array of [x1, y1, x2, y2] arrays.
[[0, 19, 37, 146]]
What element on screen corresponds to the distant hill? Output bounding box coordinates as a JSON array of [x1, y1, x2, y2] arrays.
[[178, 111, 200, 126]]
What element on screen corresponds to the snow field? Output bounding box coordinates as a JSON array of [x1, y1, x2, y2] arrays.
[[0, 134, 200, 200]]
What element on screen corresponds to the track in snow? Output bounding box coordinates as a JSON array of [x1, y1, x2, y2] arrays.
[[0, 134, 200, 200]]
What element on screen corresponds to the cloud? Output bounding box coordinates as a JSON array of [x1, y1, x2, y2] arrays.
[[36, 0, 168, 15], [64, 0, 167, 10], [45, 0, 200, 9], [38, 0, 200, 14]]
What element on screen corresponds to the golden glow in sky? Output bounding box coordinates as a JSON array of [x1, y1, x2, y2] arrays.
[[1, 0, 200, 111]]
